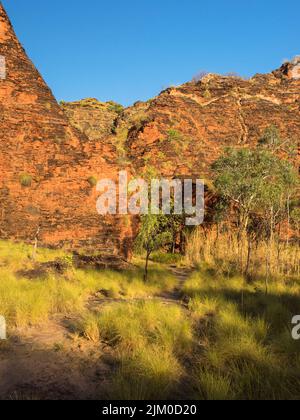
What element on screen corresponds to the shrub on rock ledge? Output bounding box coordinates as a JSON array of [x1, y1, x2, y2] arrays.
[[19, 173, 32, 187], [87, 176, 98, 187]]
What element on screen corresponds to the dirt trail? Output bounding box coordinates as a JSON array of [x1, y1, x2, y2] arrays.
[[0, 266, 193, 400], [157, 266, 193, 304], [88, 266, 193, 310]]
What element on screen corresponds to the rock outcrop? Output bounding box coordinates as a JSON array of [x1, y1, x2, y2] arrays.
[[63, 68, 299, 183], [124, 70, 299, 179], [0, 4, 133, 256], [0, 2, 299, 256], [60, 98, 123, 141], [274, 56, 300, 80]]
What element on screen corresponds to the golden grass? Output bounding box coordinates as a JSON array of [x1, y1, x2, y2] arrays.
[[2, 238, 300, 399], [76, 301, 193, 399], [0, 240, 177, 329], [185, 229, 300, 278], [185, 267, 300, 400]]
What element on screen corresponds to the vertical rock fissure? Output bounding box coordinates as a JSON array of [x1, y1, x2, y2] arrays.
[[236, 97, 249, 144]]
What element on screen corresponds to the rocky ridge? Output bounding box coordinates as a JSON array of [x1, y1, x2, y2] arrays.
[[0, 3, 299, 255], [61, 62, 300, 182], [0, 4, 134, 256]]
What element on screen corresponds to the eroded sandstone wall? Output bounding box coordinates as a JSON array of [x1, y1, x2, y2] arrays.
[[0, 4, 133, 256], [0, 3, 299, 255], [62, 67, 300, 183], [124, 71, 300, 179]]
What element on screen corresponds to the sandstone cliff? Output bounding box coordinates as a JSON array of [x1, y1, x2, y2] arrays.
[[0, 2, 299, 255], [62, 66, 300, 183], [126, 67, 300, 179], [0, 4, 133, 256]]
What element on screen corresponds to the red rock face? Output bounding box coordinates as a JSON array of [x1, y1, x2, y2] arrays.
[[0, 4, 133, 256], [275, 57, 300, 80], [62, 73, 299, 183], [60, 98, 123, 141], [124, 73, 300, 179], [0, 4, 299, 255]]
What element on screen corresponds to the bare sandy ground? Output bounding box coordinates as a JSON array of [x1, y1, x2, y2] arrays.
[[0, 317, 113, 400]]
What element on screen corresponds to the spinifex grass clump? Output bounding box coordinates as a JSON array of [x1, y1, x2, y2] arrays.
[[150, 251, 183, 265], [0, 240, 176, 328], [77, 301, 194, 399], [184, 268, 300, 400]]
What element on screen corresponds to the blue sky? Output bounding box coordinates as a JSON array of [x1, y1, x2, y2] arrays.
[[3, 0, 300, 106]]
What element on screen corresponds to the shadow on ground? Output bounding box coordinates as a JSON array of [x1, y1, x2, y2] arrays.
[[0, 330, 113, 400]]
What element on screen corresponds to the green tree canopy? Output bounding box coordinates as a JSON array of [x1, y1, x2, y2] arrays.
[[212, 147, 298, 231], [135, 214, 172, 281]]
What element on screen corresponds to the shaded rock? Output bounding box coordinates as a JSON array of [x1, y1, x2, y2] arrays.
[[61, 98, 123, 141], [72, 252, 134, 271], [16, 259, 70, 279]]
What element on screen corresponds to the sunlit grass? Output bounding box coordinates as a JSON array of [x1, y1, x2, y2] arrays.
[[77, 301, 193, 354], [185, 229, 300, 278], [76, 301, 193, 399], [0, 241, 177, 328], [193, 369, 235, 400], [2, 238, 300, 399], [149, 252, 183, 265], [185, 267, 300, 400], [188, 296, 220, 318], [0, 239, 67, 268]]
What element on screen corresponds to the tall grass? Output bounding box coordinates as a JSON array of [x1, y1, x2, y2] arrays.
[[2, 238, 300, 399], [185, 268, 300, 400], [0, 241, 176, 328], [185, 228, 300, 278], [0, 272, 87, 327], [76, 301, 194, 399]]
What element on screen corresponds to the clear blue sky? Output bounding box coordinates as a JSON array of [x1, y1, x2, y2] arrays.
[[3, 0, 300, 106]]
